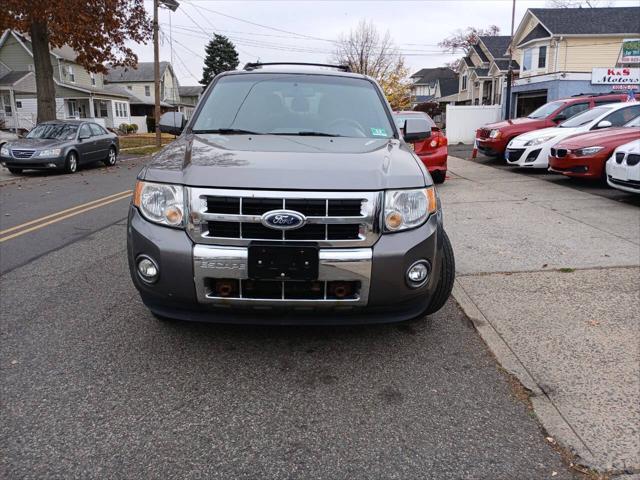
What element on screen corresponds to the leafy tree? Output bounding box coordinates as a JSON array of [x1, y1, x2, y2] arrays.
[[0, 1, 151, 123], [200, 34, 239, 86], [332, 20, 410, 110]]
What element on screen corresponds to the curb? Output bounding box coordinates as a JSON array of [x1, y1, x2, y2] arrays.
[[451, 279, 599, 470]]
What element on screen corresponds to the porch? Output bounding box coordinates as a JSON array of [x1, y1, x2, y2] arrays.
[[60, 95, 131, 129]]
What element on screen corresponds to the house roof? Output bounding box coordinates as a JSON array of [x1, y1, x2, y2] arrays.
[[471, 44, 489, 63], [473, 68, 490, 78], [463, 56, 475, 67], [178, 85, 203, 97], [478, 36, 513, 59], [439, 77, 459, 97], [517, 24, 551, 47], [103, 84, 173, 107], [10, 31, 78, 61], [105, 62, 172, 83], [410, 67, 457, 86], [0, 70, 32, 86], [529, 7, 640, 35], [493, 59, 520, 71]]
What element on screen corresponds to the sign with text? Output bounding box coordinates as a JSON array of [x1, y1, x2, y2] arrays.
[[591, 68, 639, 85], [619, 39, 640, 64]]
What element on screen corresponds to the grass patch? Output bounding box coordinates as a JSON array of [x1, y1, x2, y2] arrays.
[[559, 268, 575, 273], [123, 145, 163, 156], [119, 133, 175, 149]]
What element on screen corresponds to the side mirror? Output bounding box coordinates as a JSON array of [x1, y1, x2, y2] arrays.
[[159, 111, 186, 135], [553, 114, 567, 123], [595, 120, 612, 129], [403, 118, 431, 143]]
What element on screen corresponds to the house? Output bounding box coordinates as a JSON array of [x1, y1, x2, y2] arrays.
[[177, 85, 203, 119], [442, 35, 520, 107], [104, 62, 182, 118], [408, 67, 458, 108], [0, 29, 132, 131], [508, 6, 640, 116]]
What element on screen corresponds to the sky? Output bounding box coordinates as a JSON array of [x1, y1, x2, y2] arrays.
[[132, 0, 636, 86]]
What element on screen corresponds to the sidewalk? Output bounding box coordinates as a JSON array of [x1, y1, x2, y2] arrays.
[[439, 156, 640, 476]]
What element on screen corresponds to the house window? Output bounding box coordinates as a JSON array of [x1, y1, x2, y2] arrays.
[[538, 46, 547, 69], [90, 72, 96, 86], [67, 100, 77, 117], [145, 85, 150, 96], [127, 85, 133, 90], [16, 101, 22, 108], [67, 65, 75, 83], [462, 75, 467, 91], [2, 94, 11, 116], [523, 48, 533, 71], [97, 100, 108, 117]]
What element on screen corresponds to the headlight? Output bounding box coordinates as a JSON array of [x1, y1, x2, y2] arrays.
[[489, 129, 501, 139], [0, 145, 9, 156], [524, 135, 556, 146], [384, 187, 437, 232], [37, 148, 62, 157], [133, 181, 184, 227], [573, 146, 604, 157]]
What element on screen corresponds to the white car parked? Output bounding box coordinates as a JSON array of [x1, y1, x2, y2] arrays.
[[606, 139, 640, 194], [505, 102, 640, 168]]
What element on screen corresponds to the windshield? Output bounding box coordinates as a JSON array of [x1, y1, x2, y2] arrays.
[[192, 73, 395, 138], [527, 101, 565, 119], [27, 124, 78, 140], [393, 114, 435, 130], [558, 106, 612, 128]]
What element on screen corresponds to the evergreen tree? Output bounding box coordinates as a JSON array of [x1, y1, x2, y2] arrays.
[[201, 34, 239, 85]]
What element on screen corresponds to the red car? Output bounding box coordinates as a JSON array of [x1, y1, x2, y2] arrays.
[[548, 116, 640, 180], [475, 93, 639, 158], [394, 111, 448, 183]]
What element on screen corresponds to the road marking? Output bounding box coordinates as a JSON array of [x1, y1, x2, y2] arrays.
[[0, 190, 132, 235], [0, 191, 132, 243]]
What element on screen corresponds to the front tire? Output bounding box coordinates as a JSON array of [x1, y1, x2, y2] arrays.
[[8, 167, 23, 174], [425, 230, 455, 315], [104, 146, 117, 167], [64, 151, 78, 174], [431, 170, 446, 184]]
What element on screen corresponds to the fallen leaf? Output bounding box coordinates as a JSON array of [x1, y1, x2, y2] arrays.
[[542, 264, 548, 268], [10, 359, 18, 365], [588, 320, 600, 327]]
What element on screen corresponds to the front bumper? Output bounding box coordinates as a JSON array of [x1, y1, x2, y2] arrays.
[[127, 206, 444, 324], [0, 154, 65, 170], [504, 141, 551, 168], [606, 159, 640, 193], [476, 137, 506, 157], [548, 153, 607, 179]]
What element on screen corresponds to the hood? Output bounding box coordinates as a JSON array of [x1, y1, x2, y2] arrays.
[[516, 126, 567, 141], [556, 127, 640, 149], [141, 134, 428, 190], [6, 138, 68, 150], [483, 117, 546, 130]]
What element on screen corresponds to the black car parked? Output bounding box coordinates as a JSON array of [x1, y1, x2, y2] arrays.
[[0, 120, 119, 174]]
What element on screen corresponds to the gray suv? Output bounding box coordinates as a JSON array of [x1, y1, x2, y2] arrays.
[[127, 63, 455, 324]]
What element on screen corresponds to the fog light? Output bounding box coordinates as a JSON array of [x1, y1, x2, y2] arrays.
[[47, 163, 57, 168], [137, 256, 159, 283], [406, 260, 430, 288]]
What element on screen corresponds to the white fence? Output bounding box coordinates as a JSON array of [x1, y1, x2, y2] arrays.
[[445, 105, 502, 144], [130, 115, 148, 134]]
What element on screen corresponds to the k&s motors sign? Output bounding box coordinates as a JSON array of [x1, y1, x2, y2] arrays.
[[591, 68, 639, 85]]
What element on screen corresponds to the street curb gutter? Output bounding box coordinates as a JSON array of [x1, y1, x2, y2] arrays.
[[451, 279, 599, 470]]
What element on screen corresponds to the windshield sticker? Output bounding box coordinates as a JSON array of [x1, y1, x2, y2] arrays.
[[371, 127, 387, 137]]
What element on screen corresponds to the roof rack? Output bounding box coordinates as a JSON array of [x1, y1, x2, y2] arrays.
[[243, 62, 351, 72], [570, 92, 617, 97]]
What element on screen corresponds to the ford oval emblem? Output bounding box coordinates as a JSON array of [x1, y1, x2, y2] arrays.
[[261, 210, 306, 230]]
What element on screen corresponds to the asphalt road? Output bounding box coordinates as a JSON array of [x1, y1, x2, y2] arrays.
[[0, 156, 581, 479]]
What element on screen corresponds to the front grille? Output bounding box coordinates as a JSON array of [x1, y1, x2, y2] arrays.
[[551, 148, 567, 158], [506, 148, 525, 161], [615, 152, 625, 164], [188, 188, 381, 247], [478, 128, 491, 138], [608, 176, 640, 188], [626, 154, 640, 166], [525, 149, 541, 163], [11, 149, 35, 159]]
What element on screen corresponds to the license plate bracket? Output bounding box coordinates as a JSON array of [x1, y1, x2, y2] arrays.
[[248, 244, 319, 281]]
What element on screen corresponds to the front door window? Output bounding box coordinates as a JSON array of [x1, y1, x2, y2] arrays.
[[67, 100, 77, 118]]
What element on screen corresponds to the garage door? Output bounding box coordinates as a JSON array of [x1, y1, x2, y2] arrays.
[[515, 90, 548, 117]]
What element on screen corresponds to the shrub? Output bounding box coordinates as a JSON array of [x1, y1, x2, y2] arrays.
[[119, 122, 129, 133], [130, 123, 139, 133]]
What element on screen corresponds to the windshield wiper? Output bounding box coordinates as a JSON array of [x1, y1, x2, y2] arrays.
[[192, 128, 262, 135], [274, 131, 344, 137]]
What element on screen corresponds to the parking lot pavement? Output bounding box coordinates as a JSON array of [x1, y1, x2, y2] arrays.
[[0, 221, 580, 478], [439, 154, 640, 475]]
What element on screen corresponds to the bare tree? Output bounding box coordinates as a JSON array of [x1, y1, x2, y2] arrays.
[[546, 0, 613, 6], [438, 25, 500, 54], [331, 20, 410, 109]]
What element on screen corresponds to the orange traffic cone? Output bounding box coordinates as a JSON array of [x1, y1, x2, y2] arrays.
[[471, 139, 478, 160]]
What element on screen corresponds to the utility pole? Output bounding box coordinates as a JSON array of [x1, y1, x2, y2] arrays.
[[504, 0, 516, 120], [153, 0, 179, 148], [153, 0, 161, 147]]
